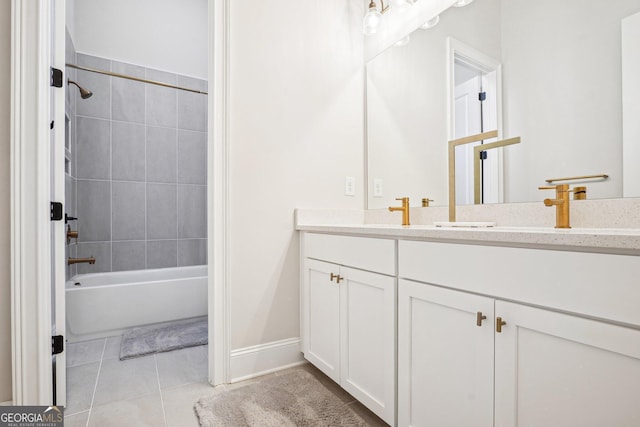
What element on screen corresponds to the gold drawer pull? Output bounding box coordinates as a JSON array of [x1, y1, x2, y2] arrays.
[[496, 317, 507, 333], [476, 312, 487, 327], [330, 273, 338, 282]]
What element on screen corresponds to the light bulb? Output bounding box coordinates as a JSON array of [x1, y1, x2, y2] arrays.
[[419, 15, 440, 29], [391, 0, 414, 13], [363, 2, 382, 35]]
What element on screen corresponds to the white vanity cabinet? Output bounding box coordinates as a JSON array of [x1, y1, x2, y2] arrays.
[[301, 233, 396, 425], [398, 240, 640, 427], [397, 279, 495, 427]]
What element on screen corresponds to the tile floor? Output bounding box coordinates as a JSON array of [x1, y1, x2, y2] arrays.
[[64, 337, 388, 426]]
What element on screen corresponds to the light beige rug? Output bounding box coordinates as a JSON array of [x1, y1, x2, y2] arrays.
[[194, 369, 368, 426]]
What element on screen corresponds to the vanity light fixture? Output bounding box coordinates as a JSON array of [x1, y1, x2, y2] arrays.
[[419, 15, 440, 29], [363, 0, 415, 36], [363, 0, 388, 35]]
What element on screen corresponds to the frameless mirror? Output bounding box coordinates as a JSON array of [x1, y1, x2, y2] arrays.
[[366, 0, 640, 209]]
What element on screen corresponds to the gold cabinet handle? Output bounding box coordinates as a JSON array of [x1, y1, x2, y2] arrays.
[[496, 317, 507, 333], [336, 275, 343, 283], [330, 273, 338, 282], [476, 312, 487, 327]]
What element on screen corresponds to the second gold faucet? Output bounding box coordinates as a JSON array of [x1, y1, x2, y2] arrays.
[[389, 197, 410, 226]]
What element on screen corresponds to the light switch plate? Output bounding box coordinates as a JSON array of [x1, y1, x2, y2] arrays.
[[345, 176, 355, 196]]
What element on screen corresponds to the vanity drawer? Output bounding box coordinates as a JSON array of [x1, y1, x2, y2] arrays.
[[399, 240, 640, 327], [303, 232, 395, 275]]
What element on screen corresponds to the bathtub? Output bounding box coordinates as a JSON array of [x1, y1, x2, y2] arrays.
[[66, 265, 207, 342]]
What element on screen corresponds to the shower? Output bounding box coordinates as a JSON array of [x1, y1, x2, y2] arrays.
[[67, 79, 93, 99]]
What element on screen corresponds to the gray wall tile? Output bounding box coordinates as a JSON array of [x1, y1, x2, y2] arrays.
[[112, 241, 146, 271], [77, 180, 111, 242], [112, 62, 146, 124], [76, 242, 112, 274], [112, 182, 146, 241], [178, 239, 207, 266], [178, 185, 206, 238], [178, 130, 207, 185], [147, 70, 177, 128], [76, 54, 111, 120], [147, 240, 178, 269], [65, 175, 76, 217], [147, 184, 177, 239], [76, 117, 110, 180], [147, 126, 177, 183], [177, 75, 208, 93], [177, 90, 207, 132], [112, 122, 146, 182], [67, 56, 208, 272]]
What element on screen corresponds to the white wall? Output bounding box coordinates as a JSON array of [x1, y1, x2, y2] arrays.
[[0, 0, 12, 403], [229, 0, 365, 349], [73, 0, 207, 79]]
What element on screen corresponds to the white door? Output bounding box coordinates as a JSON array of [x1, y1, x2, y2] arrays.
[[452, 53, 500, 205], [51, 0, 67, 406], [398, 280, 494, 427], [454, 67, 482, 205], [304, 259, 341, 382], [340, 267, 395, 425], [495, 301, 640, 427]]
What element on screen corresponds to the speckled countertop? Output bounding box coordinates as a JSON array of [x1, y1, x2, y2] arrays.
[[295, 202, 640, 255]]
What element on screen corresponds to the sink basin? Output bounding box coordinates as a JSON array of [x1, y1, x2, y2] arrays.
[[434, 221, 496, 228]]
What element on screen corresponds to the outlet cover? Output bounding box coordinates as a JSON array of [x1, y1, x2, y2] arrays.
[[373, 178, 383, 197], [345, 176, 355, 196]]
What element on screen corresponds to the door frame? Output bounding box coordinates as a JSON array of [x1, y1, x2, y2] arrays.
[[446, 37, 504, 203], [10, 0, 230, 404]]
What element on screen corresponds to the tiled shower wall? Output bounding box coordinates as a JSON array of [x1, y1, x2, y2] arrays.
[[65, 47, 208, 275]]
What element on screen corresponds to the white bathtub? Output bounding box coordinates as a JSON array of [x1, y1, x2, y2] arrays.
[[66, 265, 207, 342]]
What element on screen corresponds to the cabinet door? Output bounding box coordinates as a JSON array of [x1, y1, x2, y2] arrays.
[[495, 301, 640, 427], [304, 259, 340, 382], [340, 267, 396, 425], [398, 279, 494, 427]]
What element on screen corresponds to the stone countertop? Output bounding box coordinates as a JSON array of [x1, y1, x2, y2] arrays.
[[295, 210, 640, 255]]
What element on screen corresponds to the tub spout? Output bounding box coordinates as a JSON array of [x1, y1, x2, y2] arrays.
[[68, 257, 96, 265]]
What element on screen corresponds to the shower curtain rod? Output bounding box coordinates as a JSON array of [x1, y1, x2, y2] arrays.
[[65, 63, 208, 95]]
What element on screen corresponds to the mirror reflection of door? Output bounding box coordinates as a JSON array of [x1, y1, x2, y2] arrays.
[[453, 55, 499, 204]]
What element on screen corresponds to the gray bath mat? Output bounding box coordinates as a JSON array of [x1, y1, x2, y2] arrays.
[[194, 369, 368, 427], [120, 316, 207, 360]]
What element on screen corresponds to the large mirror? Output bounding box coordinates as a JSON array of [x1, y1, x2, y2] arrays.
[[366, 0, 640, 209]]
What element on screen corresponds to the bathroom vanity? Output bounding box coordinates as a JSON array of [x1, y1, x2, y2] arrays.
[[297, 210, 640, 426]]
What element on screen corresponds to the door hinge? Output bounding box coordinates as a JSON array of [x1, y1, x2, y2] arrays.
[[52, 335, 64, 355], [50, 67, 63, 88], [51, 202, 63, 221], [479, 150, 488, 160], [478, 91, 486, 101]]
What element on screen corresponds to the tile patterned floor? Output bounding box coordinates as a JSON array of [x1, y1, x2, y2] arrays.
[[64, 337, 388, 426]]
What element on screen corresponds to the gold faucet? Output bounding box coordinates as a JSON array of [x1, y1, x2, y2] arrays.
[[421, 198, 434, 207], [389, 197, 410, 226], [538, 184, 571, 228], [67, 225, 79, 244], [68, 257, 96, 265]]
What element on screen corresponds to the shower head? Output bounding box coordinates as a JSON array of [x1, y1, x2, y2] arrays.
[[67, 79, 93, 99]]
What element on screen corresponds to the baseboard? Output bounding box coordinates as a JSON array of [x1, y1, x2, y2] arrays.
[[230, 337, 305, 383], [0, 401, 13, 406]]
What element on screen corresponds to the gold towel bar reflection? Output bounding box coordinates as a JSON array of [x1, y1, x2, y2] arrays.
[[545, 174, 608, 183], [66, 63, 208, 95]]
